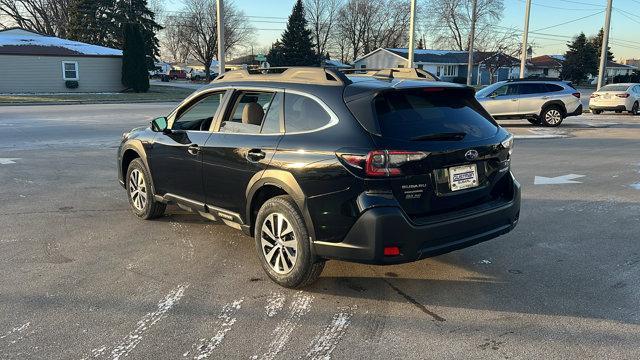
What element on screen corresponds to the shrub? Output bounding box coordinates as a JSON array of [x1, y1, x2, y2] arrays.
[[65, 80, 79, 89]]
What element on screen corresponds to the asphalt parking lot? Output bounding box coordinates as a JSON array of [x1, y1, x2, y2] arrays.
[[1, 103, 639, 359]]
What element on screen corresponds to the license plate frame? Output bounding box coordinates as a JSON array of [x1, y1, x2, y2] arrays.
[[448, 163, 479, 191]]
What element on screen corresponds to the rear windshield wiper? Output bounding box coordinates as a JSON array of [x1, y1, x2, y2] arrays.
[[410, 132, 467, 141]]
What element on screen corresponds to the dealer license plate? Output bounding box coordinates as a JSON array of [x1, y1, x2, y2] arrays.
[[448, 164, 479, 191]]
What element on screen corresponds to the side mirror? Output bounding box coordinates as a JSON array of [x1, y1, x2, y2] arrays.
[[150, 117, 168, 132]]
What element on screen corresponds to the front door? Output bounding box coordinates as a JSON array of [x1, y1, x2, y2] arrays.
[[482, 84, 519, 116], [202, 89, 283, 216], [149, 90, 227, 203]]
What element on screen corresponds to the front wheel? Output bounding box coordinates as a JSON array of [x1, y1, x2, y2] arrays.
[[630, 102, 639, 115], [527, 117, 542, 126], [541, 106, 564, 127], [254, 195, 325, 288], [126, 158, 166, 219], [592, 109, 603, 115]]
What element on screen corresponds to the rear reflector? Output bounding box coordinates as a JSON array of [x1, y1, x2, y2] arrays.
[[572, 92, 581, 98], [383, 246, 400, 256], [616, 93, 630, 98]]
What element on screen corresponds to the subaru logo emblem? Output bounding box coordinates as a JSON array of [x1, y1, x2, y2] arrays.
[[465, 149, 479, 161]]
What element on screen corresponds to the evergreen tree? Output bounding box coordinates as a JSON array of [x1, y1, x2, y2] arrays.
[[122, 23, 150, 92], [117, 0, 162, 64], [68, 0, 119, 48], [561, 33, 598, 85], [267, 0, 318, 66], [591, 28, 614, 64]]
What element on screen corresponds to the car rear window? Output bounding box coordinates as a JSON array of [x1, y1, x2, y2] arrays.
[[370, 89, 498, 141], [545, 84, 564, 92], [599, 85, 629, 92]]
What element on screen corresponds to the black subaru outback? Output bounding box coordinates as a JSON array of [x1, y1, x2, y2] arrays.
[[117, 67, 520, 288]]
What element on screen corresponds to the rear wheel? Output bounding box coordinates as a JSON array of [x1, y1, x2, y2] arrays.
[[540, 106, 564, 127], [254, 195, 324, 288], [592, 109, 603, 115], [126, 158, 166, 220]]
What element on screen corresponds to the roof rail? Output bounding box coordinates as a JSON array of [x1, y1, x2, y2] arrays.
[[212, 67, 350, 86], [507, 77, 564, 82], [340, 68, 440, 81]]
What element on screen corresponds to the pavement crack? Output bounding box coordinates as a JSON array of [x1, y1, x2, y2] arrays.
[[382, 278, 446, 322]]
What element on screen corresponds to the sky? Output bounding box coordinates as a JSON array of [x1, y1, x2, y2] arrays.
[[163, 0, 640, 61]]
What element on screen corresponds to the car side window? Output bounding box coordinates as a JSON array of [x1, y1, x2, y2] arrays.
[[545, 84, 564, 92], [219, 91, 281, 134], [284, 93, 332, 133], [518, 83, 547, 95], [173, 92, 225, 131], [490, 84, 518, 97]]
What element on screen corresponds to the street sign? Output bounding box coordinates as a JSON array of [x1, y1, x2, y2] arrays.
[[255, 54, 267, 62]]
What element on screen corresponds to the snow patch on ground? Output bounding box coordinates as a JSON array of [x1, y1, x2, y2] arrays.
[[264, 292, 286, 317], [183, 298, 244, 359], [305, 306, 356, 360]]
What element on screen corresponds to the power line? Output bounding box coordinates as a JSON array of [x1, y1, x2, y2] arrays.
[[513, 0, 603, 11], [531, 10, 605, 32]]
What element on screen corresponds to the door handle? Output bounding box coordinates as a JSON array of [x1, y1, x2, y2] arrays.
[[542, 96, 550, 99], [187, 144, 200, 155], [247, 149, 266, 162]]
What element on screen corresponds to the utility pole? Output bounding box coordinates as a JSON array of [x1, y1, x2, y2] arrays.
[[407, 0, 417, 68], [467, 0, 477, 85], [519, 0, 532, 78], [216, 0, 225, 75], [597, 0, 613, 89]]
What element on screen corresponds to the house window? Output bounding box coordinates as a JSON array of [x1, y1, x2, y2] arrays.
[[417, 64, 424, 70], [397, 64, 405, 68], [360, 64, 366, 69], [440, 65, 457, 77], [62, 61, 79, 80]]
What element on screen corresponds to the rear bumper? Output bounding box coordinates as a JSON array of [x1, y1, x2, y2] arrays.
[[567, 104, 583, 117], [589, 104, 627, 111], [314, 174, 521, 265]]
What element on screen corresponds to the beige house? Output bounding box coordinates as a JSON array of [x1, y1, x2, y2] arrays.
[[0, 27, 123, 93]]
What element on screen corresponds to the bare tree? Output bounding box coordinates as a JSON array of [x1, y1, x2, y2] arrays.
[[334, 0, 411, 61], [178, 0, 254, 77], [424, 0, 504, 51], [304, 0, 341, 59], [161, 15, 190, 63], [0, 0, 71, 37]]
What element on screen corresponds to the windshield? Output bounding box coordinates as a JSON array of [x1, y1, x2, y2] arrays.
[[372, 89, 498, 141], [476, 83, 504, 97], [599, 85, 630, 92]]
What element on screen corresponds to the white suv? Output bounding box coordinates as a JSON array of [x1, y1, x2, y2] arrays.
[[589, 83, 640, 115], [476, 80, 583, 127]]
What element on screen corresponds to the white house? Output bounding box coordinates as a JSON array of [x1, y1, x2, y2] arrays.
[[352, 48, 519, 85], [0, 27, 123, 93]]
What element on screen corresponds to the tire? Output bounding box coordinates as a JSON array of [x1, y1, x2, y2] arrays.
[[527, 117, 542, 126], [540, 105, 564, 127], [592, 109, 603, 115], [254, 195, 325, 288], [630, 102, 639, 115], [126, 158, 166, 220], [615, 109, 623, 113]]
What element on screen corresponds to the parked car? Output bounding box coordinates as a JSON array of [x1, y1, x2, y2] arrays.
[[589, 83, 640, 115], [476, 79, 583, 127], [117, 67, 520, 288], [168, 69, 186, 80]]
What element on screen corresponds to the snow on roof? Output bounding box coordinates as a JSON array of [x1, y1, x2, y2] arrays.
[[0, 28, 122, 57], [324, 59, 351, 68], [549, 54, 565, 61], [387, 48, 467, 55]]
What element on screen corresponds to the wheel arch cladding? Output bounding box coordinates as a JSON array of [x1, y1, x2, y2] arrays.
[[122, 149, 141, 179], [245, 170, 316, 240], [541, 100, 566, 116]]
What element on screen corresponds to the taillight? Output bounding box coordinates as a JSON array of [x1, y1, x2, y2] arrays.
[[616, 93, 630, 98], [590, 94, 600, 98], [340, 150, 429, 177], [572, 92, 581, 98]]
